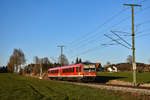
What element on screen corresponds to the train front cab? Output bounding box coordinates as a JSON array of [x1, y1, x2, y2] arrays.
[[82, 63, 96, 81]]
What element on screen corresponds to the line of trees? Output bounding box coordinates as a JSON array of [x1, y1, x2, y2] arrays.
[[0, 66, 7, 73], [2, 49, 150, 74], [75, 57, 82, 64], [4, 48, 72, 75]]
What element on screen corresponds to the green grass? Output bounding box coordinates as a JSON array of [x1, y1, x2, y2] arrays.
[[0, 73, 142, 100], [97, 72, 150, 83]]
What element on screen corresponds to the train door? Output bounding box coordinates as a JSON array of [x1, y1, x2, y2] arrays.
[[59, 67, 61, 76], [75, 66, 78, 75], [79, 65, 81, 75]]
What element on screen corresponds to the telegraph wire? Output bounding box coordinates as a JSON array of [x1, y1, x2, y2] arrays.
[[136, 28, 150, 35], [67, 8, 129, 48], [136, 19, 150, 26], [89, 5, 150, 47], [68, 5, 150, 54], [78, 4, 149, 63], [138, 0, 149, 4], [104, 34, 131, 49], [136, 32, 150, 38], [66, 8, 129, 54], [110, 5, 150, 29], [111, 30, 132, 47], [76, 45, 102, 57], [103, 29, 150, 48], [68, 45, 105, 60], [110, 30, 131, 35], [69, 34, 105, 52], [134, 20, 150, 35], [101, 5, 150, 48], [68, 4, 150, 62]]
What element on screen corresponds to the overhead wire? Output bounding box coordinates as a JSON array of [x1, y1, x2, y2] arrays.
[[68, 4, 150, 54], [68, 45, 104, 60], [136, 28, 150, 35], [136, 32, 150, 38], [102, 4, 150, 46], [79, 0, 150, 61], [136, 19, 150, 26], [111, 30, 132, 47], [138, 0, 149, 4], [69, 6, 150, 60], [66, 8, 129, 50], [68, 2, 150, 62], [66, 8, 129, 55]]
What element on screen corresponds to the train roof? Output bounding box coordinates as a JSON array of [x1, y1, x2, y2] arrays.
[[82, 62, 95, 65], [48, 62, 99, 71], [48, 63, 82, 71]]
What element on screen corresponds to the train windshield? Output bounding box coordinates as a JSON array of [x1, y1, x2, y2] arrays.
[[83, 64, 96, 73]]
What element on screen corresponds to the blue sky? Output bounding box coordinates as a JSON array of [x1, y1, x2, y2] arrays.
[[0, 0, 150, 66]]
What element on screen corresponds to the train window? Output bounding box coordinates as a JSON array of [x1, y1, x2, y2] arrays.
[[91, 68, 95, 72], [79, 67, 81, 72], [63, 69, 65, 73], [67, 69, 69, 72], [51, 70, 54, 73], [69, 68, 71, 72], [62, 67, 75, 73], [51, 70, 58, 73], [63, 68, 69, 73], [76, 67, 78, 72], [83, 68, 96, 73], [84, 68, 89, 73], [73, 67, 74, 72]]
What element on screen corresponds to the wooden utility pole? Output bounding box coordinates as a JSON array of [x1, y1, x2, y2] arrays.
[[57, 45, 64, 66], [124, 4, 141, 86], [40, 59, 43, 79]]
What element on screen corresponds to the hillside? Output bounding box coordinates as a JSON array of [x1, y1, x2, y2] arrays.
[[0, 73, 142, 100]]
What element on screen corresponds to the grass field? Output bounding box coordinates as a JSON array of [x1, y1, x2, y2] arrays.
[[0, 73, 144, 100], [97, 72, 150, 83]]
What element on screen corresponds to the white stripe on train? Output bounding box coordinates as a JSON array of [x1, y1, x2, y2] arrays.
[[48, 75, 96, 78]]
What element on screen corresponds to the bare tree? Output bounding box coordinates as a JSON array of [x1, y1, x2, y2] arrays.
[[7, 49, 26, 72], [40, 57, 51, 72], [148, 58, 150, 63], [106, 61, 111, 66], [126, 55, 132, 64], [34, 56, 40, 64], [7, 58, 15, 73], [103, 61, 111, 67], [33, 56, 40, 74], [41, 57, 50, 64], [58, 54, 69, 66], [33, 56, 51, 74], [85, 60, 91, 63]]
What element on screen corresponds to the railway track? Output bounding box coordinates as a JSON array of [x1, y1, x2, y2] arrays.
[[57, 80, 150, 96], [26, 73, 150, 95]]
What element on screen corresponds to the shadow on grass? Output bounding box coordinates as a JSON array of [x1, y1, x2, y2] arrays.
[[146, 81, 150, 83], [94, 76, 126, 83]]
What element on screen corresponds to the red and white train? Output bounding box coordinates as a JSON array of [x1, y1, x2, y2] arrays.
[[48, 63, 97, 81]]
